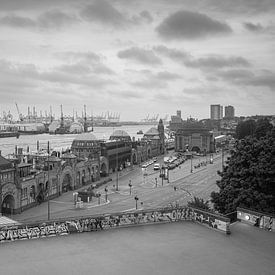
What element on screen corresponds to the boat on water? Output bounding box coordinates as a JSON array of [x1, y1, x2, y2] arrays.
[[0, 131, 20, 138], [137, 130, 143, 135]]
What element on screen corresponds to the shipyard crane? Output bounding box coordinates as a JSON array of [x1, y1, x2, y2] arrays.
[[15, 102, 23, 121]]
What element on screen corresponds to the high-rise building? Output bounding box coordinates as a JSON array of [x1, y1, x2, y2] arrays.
[[210, 104, 223, 120], [176, 110, 181, 118], [224, 105, 235, 119]]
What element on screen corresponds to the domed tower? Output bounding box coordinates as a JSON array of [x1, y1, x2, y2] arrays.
[[158, 119, 165, 154]]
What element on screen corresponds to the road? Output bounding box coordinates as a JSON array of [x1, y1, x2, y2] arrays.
[[13, 152, 228, 223]]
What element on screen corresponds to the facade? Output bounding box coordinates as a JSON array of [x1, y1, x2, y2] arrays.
[[0, 122, 167, 215], [224, 105, 235, 119], [0, 146, 101, 214], [0, 155, 18, 214], [101, 140, 132, 174], [210, 104, 223, 120], [175, 121, 214, 154]]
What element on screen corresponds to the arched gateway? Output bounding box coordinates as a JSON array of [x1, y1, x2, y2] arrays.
[[62, 173, 73, 192], [1, 194, 15, 215]]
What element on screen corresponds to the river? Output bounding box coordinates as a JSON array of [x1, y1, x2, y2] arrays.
[[0, 124, 156, 157]]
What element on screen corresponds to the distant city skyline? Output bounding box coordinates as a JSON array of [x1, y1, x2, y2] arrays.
[[0, 0, 274, 121]]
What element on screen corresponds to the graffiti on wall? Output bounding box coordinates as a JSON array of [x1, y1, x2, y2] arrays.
[[259, 216, 274, 231], [0, 222, 69, 242], [0, 207, 229, 243]]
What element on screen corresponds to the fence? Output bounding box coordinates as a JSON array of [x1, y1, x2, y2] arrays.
[[0, 206, 230, 243]]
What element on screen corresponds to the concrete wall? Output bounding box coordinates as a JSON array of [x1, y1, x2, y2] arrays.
[[0, 206, 230, 243], [237, 207, 275, 232]]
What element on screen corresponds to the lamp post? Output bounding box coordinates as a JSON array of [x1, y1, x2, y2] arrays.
[[190, 153, 193, 173], [128, 180, 132, 195], [47, 141, 50, 220], [104, 187, 108, 202], [160, 166, 164, 186], [221, 142, 225, 172], [116, 140, 119, 191], [97, 192, 101, 205], [134, 195, 139, 210]]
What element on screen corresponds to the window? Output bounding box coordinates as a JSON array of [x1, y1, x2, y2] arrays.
[[22, 187, 28, 199]]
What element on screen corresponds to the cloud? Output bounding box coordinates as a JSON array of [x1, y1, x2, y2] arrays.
[[154, 45, 191, 64], [0, 14, 36, 28], [54, 51, 115, 75], [139, 10, 153, 23], [118, 47, 162, 65], [127, 69, 180, 90], [154, 45, 250, 69], [80, 0, 128, 27], [0, 10, 78, 30], [0, 58, 116, 101], [243, 22, 264, 32], [156, 71, 181, 80], [156, 10, 232, 40], [186, 56, 251, 69], [54, 51, 101, 63], [216, 69, 275, 90], [0, 0, 77, 11], [37, 10, 78, 29]]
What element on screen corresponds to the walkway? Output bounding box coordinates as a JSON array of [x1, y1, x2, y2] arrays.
[[0, 222, 274, 275]]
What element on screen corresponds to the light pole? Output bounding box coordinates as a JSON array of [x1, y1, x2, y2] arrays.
[[134, 195, 139, 210], [47, 141, 50, 220], [190, 153, 193, 173], [116, 140, 119, 191], [97, 192, 101, 205], [128, 180, 132, 195], [104, 187, 108, 202], [160, 166, 165, 186], [221, 142, 225, 172]]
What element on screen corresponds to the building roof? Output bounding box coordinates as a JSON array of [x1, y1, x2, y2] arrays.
[[144, 127, 159, 136], [62, 152, 77, 159], [110, 129, 130, 138], [18, 163, 32, 168], [74, 132, 98, 141], [0, 155, 13, 170]]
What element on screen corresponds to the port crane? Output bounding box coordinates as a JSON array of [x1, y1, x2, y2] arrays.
[[15, 102, 23, 121]]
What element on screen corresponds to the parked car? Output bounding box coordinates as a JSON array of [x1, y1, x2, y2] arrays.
[[154, 163, 160, 170]]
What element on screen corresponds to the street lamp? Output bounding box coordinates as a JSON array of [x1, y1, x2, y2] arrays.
[[190, 153, 193, 173], [128, 180, 132, 195], [104, 187, 108, 202], [47, 141, 50, 220], [160, 166, 164, 186], [221, 142, 225, 172], [116, 140, 119, 191], [97, 192, 101, 205], [134, 195, 139, 210]]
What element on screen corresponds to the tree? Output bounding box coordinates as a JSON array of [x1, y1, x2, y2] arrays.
[[188, 196, 211, 211], [236, 119, 256, 139], [254, 118, 273, 139], [211, 134, 275, 214]]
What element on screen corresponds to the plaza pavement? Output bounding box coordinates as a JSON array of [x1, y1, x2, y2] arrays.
[[0, 221, 274, 275], [11, 152, 224, 223]]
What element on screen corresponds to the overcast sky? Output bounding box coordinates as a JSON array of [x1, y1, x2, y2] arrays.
[[0, 0, 274, 121]]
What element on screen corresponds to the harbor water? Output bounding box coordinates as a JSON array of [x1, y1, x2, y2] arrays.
[[0, 124, 156, 157]]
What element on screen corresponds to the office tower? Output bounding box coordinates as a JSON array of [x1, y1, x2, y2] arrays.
[[210, 104, 223, 120], [224, 105, 235, 119]]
